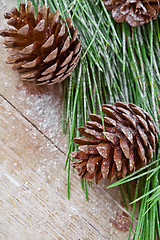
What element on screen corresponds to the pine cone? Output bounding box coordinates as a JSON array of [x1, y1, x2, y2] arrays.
[[103, 0, 160, 27], [0, 2, 81, 85], [71, 102, 158, 183]]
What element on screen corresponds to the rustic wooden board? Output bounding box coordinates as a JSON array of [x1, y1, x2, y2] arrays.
[[0, 1, 137, 239]]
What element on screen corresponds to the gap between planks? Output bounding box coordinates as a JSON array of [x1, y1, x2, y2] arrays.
[[0, 93, 66, 156]]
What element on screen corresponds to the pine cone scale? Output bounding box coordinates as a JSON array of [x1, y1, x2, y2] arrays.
[[101, 157, 111, 179], [138, 127, 148, 147], [71, 102, 158, 183], [87, 156, 102, 174], [42, 34, 54, 50], [108, 162, 116, 182], [74, 137, 101, 145], [103, 132, 117, 144], [78, 145, 99, 155], [146, 143, 153, 159], [114, 145, 122, 171], [97, 142, 112, 159], [148, 131, 156, 150], [120, 138, 130, 159], [122, 155, 128, 178], [129, 145, 135, 171], [136, 135, 146, 161]]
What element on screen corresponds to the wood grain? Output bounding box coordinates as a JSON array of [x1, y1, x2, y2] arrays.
[[0, 1, 137, 239]]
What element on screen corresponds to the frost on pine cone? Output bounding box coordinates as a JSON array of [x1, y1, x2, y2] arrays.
[[0, 2, 81, 85], [71, 102, 158, 183], [103, 0, 160, 27]]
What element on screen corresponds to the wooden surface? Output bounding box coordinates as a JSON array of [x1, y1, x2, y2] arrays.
[[0, 1, 137, 239]]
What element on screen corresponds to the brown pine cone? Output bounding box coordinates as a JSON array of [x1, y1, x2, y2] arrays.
[[71, 102, 158, 183], [0, 2, 81, 85], [103, 0, 160, 27]]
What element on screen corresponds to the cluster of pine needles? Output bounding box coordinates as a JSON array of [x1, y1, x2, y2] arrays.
[[18, 0, 160, 239]]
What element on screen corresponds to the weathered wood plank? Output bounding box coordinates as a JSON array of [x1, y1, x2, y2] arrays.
[[0, 96, 135, 239]]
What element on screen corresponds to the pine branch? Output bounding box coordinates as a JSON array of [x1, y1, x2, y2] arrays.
[[17, 0, 160, 238]]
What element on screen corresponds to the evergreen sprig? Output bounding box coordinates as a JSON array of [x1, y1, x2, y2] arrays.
[[17, 0, 160, 239]]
